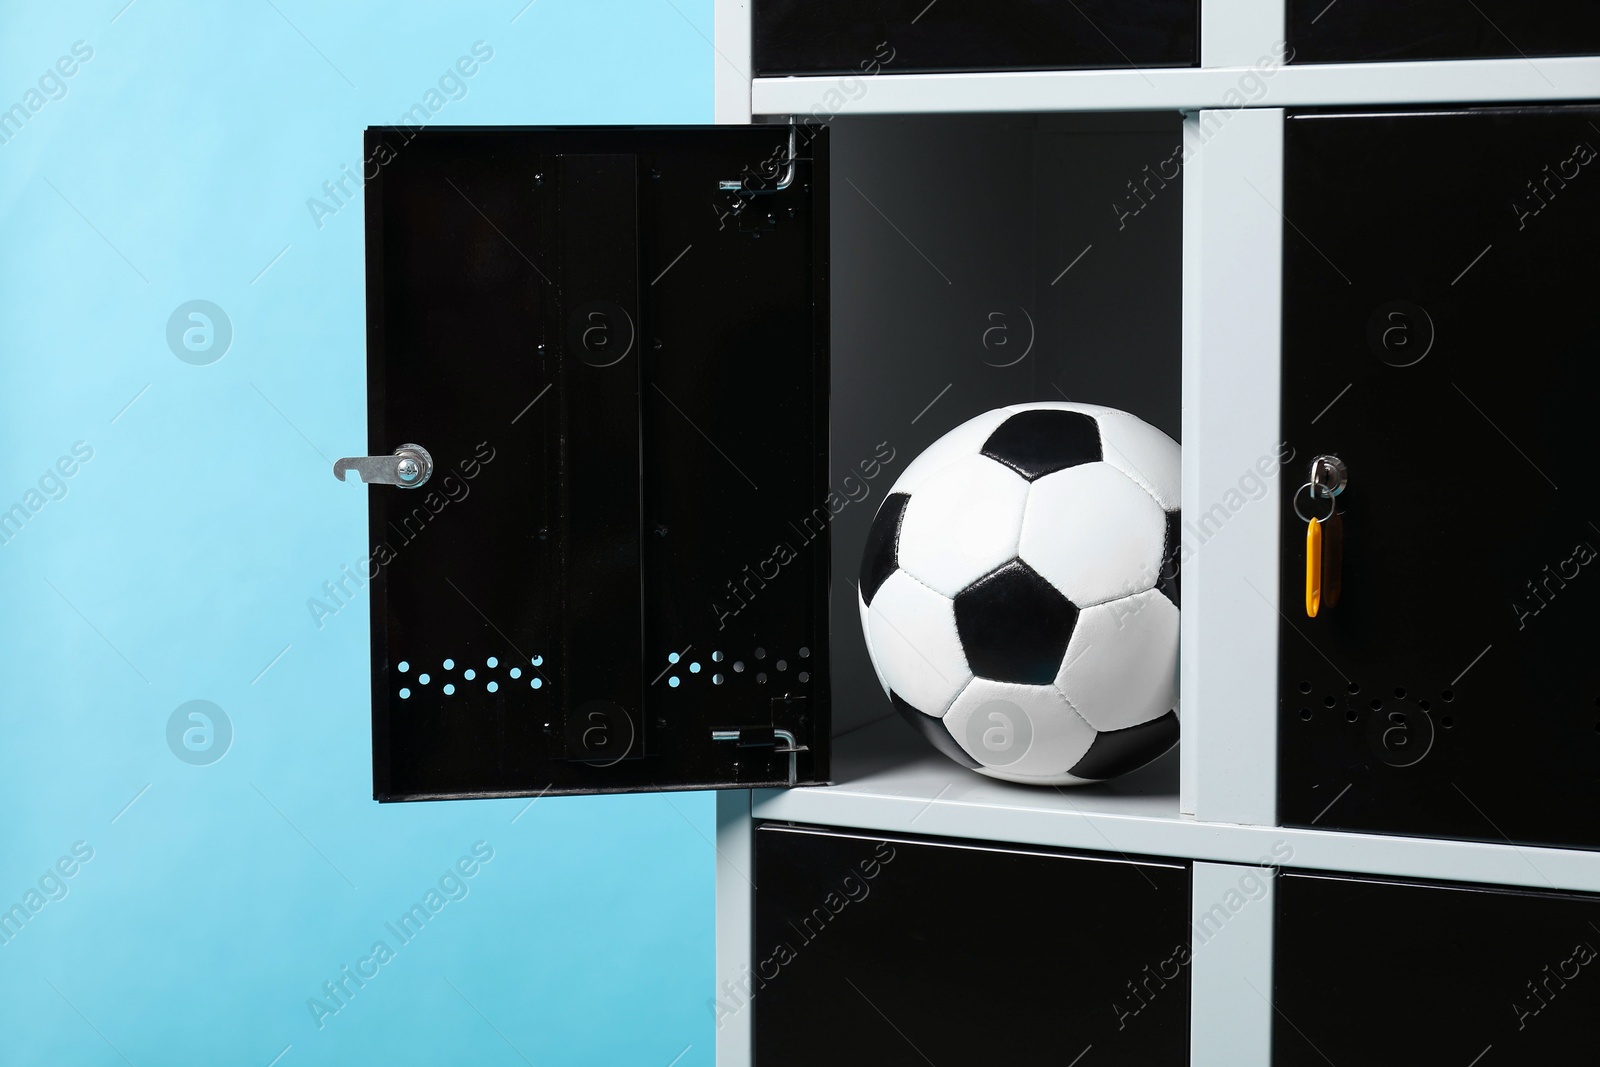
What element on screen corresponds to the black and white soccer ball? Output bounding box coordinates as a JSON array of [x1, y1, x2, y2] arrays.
[[859, 402, 1181, 786]]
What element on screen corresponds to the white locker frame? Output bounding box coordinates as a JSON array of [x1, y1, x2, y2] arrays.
[[710, 4, 1600, 1064]]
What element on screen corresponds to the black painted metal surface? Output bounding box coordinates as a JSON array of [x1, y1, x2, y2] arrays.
[[1275, 870, 1600, 1063], [363, 125, 829, 799], [1287, 0, 1600, 64], [1278, 106, 1600, 847], [752, 0, 1197, 76], [751, 823, 1190, 1066]]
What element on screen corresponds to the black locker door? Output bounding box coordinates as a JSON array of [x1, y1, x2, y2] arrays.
[[1285, 0, 1600, 64], [1275, 870, 1600, 1064], [751, 0, 1198, 76], [750, 824, 1191, 1066], [352, 125, 829, 800], [1278, 105, 1600, 848]]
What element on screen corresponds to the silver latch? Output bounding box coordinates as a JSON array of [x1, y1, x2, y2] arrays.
[[717, 124, 798, 194], [333, 443, 434, 489], [712, 727, 808, 787]]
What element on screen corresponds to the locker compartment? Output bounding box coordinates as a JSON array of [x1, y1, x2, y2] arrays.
[[1286, 0, 1600, 65], [1275, 869, 1600, 1064], [354, 111, 1186, 801], [752, 0, 1197, 76], [1278, 104, 1600, 849], [751, 823, 1191, 1065], [824, 111, 1184, 744]]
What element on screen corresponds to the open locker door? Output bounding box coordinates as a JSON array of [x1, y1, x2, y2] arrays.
[[340, 125, 829, 800]]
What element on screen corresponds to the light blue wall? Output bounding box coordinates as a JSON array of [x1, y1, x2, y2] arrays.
[[0, 3, 716, 1063]]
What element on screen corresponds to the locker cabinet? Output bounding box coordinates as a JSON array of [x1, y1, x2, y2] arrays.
[[751, 824, 1191, 1066], [1277, 104, 1600, 851], [1274, 869, 1600, 1064], [338, 6, 1600, 1064]]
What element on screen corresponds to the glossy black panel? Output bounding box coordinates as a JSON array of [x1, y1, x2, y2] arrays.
[[1275, 870, 1600, 1064], [752, 0, 1197, 76], [1071, 711, 1178, 780], [752, 824, 1190, 1067], [953, 559, 1078, 684], [365, 125, 829, 799], [858, 492, 908, 607], [556, 154, 644, 763], [1278, 106, 1600, 848], [980, 407, 1102, 480], [1287, 0, 1600, 64]]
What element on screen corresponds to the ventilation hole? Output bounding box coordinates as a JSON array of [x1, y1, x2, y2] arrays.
[[1442, 689, 1454, 702], [443, 659, 455, 670], [464, 669, 476, 680], [532, 655, 544, 666], [754, 647, 767, 660], [1441, 716, 1454, 728], [733, 661, 745, 673], [1394, 686, 1407, 699], [1323, 696, 1336, 708], [1345, 709, 1359, 723], [419, 673, 431, 685], [690, 662, 701, 674], [1594, 697, 1600, 707], [668, 652, 680, 664], [531, 677, 544, 690], [443, 684, 456, 696], [510, 667, 522, 679], [398, 661, 410, 673], [1370, 698, 1383, 710], [776, 659, 788, 671], [799, 646, 810, 658], [712, 651, 724, 662], [1418, 699, 1431, 710], [1594, 721, 1600, 733], [1299, 708, 1312, 721], [399, 687, 411, 699], [1299, 681, 1313, 694], [487, 681, 499, 693], [487, 657, 498, 668], [799, 671, 810, 682], [1347, 681, 1360, 694], [669, 676, 680, 688], [756, 672, 768, 684], [712, 673, 725, 685]]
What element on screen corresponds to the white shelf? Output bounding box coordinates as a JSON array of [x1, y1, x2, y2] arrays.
[[753, 56, 1600, 116], [751, 715, 1600, 894]]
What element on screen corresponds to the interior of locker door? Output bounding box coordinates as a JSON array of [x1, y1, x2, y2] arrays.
[[362, 125, 829, 800]]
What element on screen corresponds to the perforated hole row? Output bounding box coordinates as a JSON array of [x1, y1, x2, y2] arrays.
[[1294, 680, 1456, 726], [661, 646, 812, 688], [396, 654, 549, 699]]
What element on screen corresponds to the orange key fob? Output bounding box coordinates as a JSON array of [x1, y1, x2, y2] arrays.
[[1306, 517, 1322, 617]]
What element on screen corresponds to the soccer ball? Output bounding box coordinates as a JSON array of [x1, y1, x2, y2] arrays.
[[858, 402, 1181, 786]]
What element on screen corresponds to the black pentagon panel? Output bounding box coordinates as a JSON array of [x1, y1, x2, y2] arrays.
[[1069, 711, 1179, 781], [980, 409, 1102, 481], [953, 560, 1078, 686], [859, 492, 910, 606], [891, 691, 982, 768], [1157, 510, 1181, 608]]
